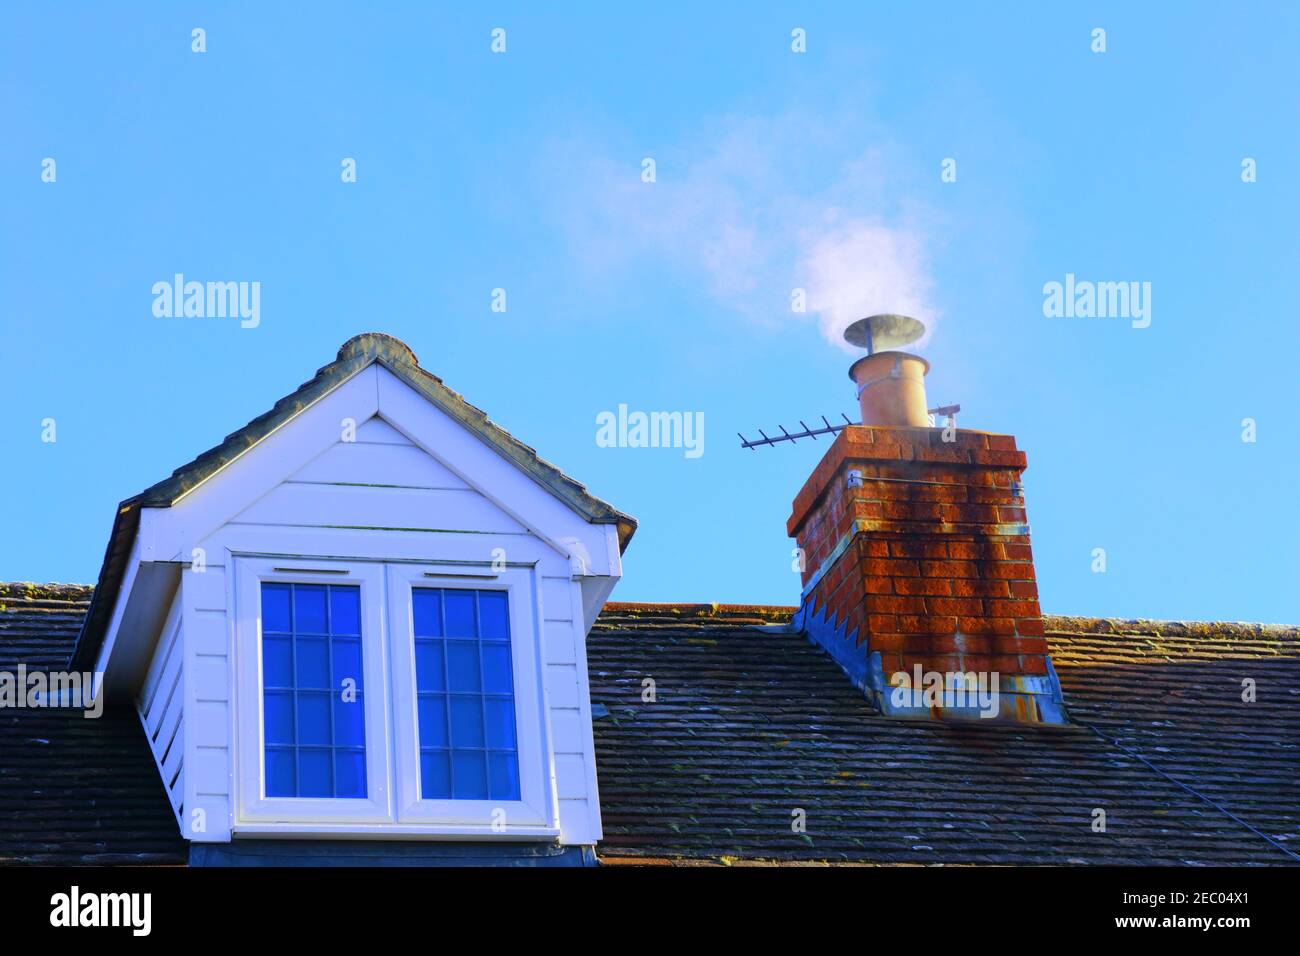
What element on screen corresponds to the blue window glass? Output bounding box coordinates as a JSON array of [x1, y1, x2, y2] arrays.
[[261, 582, 367, 798], [412, 587, 520, 801]]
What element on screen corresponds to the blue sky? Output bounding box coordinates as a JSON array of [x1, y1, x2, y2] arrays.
[[2, 3, 1297, 624]]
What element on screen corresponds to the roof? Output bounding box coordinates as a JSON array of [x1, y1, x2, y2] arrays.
[[588, 603, 1300, 865], [0, 584, 186, 865], [5, 585, 1296, 866], [72, 332, 636, 670]]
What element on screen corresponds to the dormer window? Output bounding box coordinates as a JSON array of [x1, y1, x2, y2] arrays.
[[77, 334, 634, 855]]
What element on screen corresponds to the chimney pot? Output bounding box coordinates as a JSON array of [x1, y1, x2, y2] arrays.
[[848, 351, 932, 427]]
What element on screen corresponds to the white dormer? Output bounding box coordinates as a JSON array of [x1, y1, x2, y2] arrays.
[[75, 334, 633, 854]]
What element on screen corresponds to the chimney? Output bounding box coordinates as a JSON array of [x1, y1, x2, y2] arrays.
[[787, 315, 1068, 724]]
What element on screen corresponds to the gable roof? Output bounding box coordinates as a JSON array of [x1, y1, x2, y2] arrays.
[[72, 333, 635, 670], [587, 603, 1300, 865], [2, 586, 1297, 865]]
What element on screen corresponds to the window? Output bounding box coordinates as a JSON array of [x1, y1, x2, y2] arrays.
[[411, 587, 520, 801], [234, 557, 553, 833], [261, 583, 367, 798]]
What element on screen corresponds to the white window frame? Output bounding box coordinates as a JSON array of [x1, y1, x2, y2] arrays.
[[233, 557, 394, 825], [386, 563, 553, 829], [232, 554, 558, 836]]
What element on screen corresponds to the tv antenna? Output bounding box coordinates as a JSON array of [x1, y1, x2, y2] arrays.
[[737, 314, 959, 450]]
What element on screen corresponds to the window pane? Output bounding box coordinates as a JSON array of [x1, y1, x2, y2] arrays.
[[298, 750, 332, 797], [330, 588, 361, 635], [452, 752, 489, 800], [294, 585, 328, 633], [446, 641, 480, 692], [478, 591, 509, 640], [412, 590, 442, 637], [295, 637, 329, 688], [266, 747, 296, 797], [333, 695, 365, 747], [264, 691, 294, 746], [332, 638, 363, 690], [417, 694, 449, 747], [334, 751, 367, 798], [489, 752, 520, 801], [260, 582, 367, 799], [484, 697, 516, 749], [263, 636, 293, 687], [414, 641, 445, 692], [421, 752, 452, 799], [443, 591, 476, 637], [262, 584, 291, 632], [412, 587, 521, 804], [449, 696, 484, 748], [481, 644, 512, 694], [297, 692, 331, 746]]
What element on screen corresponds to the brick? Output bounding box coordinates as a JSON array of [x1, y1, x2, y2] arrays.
[[868, 595, 928, 614], [863, 558, 921, 578], [1019, 655, 1048, 676], [984, 599, 1041, 618], [1015, 617, 1046, 637], [1008, 580, 1039, 599], [1011, 637, 1050, 655], [890, 539, 949, 560], [920, 559, 978, 579], [947, 540, 997, 561], [969, 450, 1027, 468], [984, 562, 1036, 581], [897, 614, 958, 634], [868, 614, 899, 634], [925, 597, 985, 616], [951, 578, 1009, 599], [958, 616, 1016, 636], [894, 577, 952, 597]]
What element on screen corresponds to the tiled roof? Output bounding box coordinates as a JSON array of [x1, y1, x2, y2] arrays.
[[0, 584, 186, 865], [5, 585, 1296, 866], [71, 332, 636, 671], [588, 603, 1300, 865]]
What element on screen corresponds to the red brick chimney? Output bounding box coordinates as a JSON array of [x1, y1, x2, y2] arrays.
[[787, 316, 1068, 724]]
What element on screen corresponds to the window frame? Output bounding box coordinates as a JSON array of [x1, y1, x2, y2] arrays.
[[234, 557, 394, 824], [385, 563, 552, 829], [232, 553, 558, 836]]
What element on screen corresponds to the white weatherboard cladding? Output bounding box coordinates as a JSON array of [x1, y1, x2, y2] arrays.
[[136, 590, 185, 825], [136, 363, 612, 845]]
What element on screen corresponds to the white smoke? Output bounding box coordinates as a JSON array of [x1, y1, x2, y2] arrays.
[[545, 110, 938, 351], [797, 220, 935, 350]]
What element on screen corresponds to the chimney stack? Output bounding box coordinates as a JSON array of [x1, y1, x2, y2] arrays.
[[787, 316, 1068, 724]]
